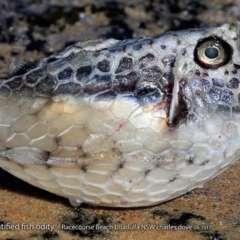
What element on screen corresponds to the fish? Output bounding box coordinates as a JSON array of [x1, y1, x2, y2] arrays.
[[0, 22, 239, 207]]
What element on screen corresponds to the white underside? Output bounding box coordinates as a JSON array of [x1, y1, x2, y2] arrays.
[[0, 94, 240, 207]]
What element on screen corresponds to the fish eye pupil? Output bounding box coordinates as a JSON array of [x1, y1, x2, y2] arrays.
[[205, 47, 219, 59]]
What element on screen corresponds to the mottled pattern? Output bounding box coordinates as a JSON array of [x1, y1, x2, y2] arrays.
[[0, 23, 240, 207]]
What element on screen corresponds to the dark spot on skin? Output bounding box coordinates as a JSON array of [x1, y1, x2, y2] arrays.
[[113, 72, 139, 93], [234, 64, 240, 69], [135, 80, 158, 96], [25, 68, 46, 85], [162, 55, 175, 68], [76, 65, 93, 81], [5, 77, 22, 89], [139, 53, 155, 63], [222, 89, 234, 105], [83, 75, 112, 95], [115, 57, 133, 73], [36, 75, 56, 94], [161, 45, 166, 49], [187, 156, 194, 164], [160, 73, 174, 90], [200, 79, 210, 92], [46, 57, 58, 63], [53, 83, 81, 95], [232, 69, 238, 74], [97, 59, 110, 72], [238, 93, 240, 103], [209, 88, 222, 102], [195, 70, 201, 76], [181, 49, 186, 56], [108, 45, 126, 54], [188, 159, 194, 164], [144, 169, 151, 176], [133, 44, 142, 50], [169, 177, 177, 182], [67, 52, 75, 62], [140, 90, 163, 105], [212, 78, 224, 87], [203, 72, 209, 77], [40, 151, 50, 163], [227, 77, 240, 89], [200, 159, 209, 165], [224, 70, 229, 75], [81, 164, 88, 173], [233, 106, 240, 113], [117, 162, 124, 169], [93, 50, 101, 57], [142, 66, 162, 79], [58, 67, 73, 80], [194, 89, 202, 97], [187, 113, 197, 123]]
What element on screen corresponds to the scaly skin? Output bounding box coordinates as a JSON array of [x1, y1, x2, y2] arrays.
[[0, 23, 240, 207]]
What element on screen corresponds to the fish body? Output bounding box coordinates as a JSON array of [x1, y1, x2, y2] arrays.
[[0, 23, 240, 207]]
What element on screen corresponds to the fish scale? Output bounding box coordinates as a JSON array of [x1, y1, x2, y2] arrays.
[[0, 22, 240, 207]]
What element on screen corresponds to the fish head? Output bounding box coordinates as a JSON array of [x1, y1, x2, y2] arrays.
[[166, 22, 240, 125]]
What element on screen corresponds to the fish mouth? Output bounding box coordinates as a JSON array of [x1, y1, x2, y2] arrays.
[[167, 74, 180, 125], [167, 58, 189, 127], [167, 90, 188, 127]]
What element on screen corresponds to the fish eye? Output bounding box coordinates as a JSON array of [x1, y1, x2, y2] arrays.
[[194, 36, 232, 69]]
